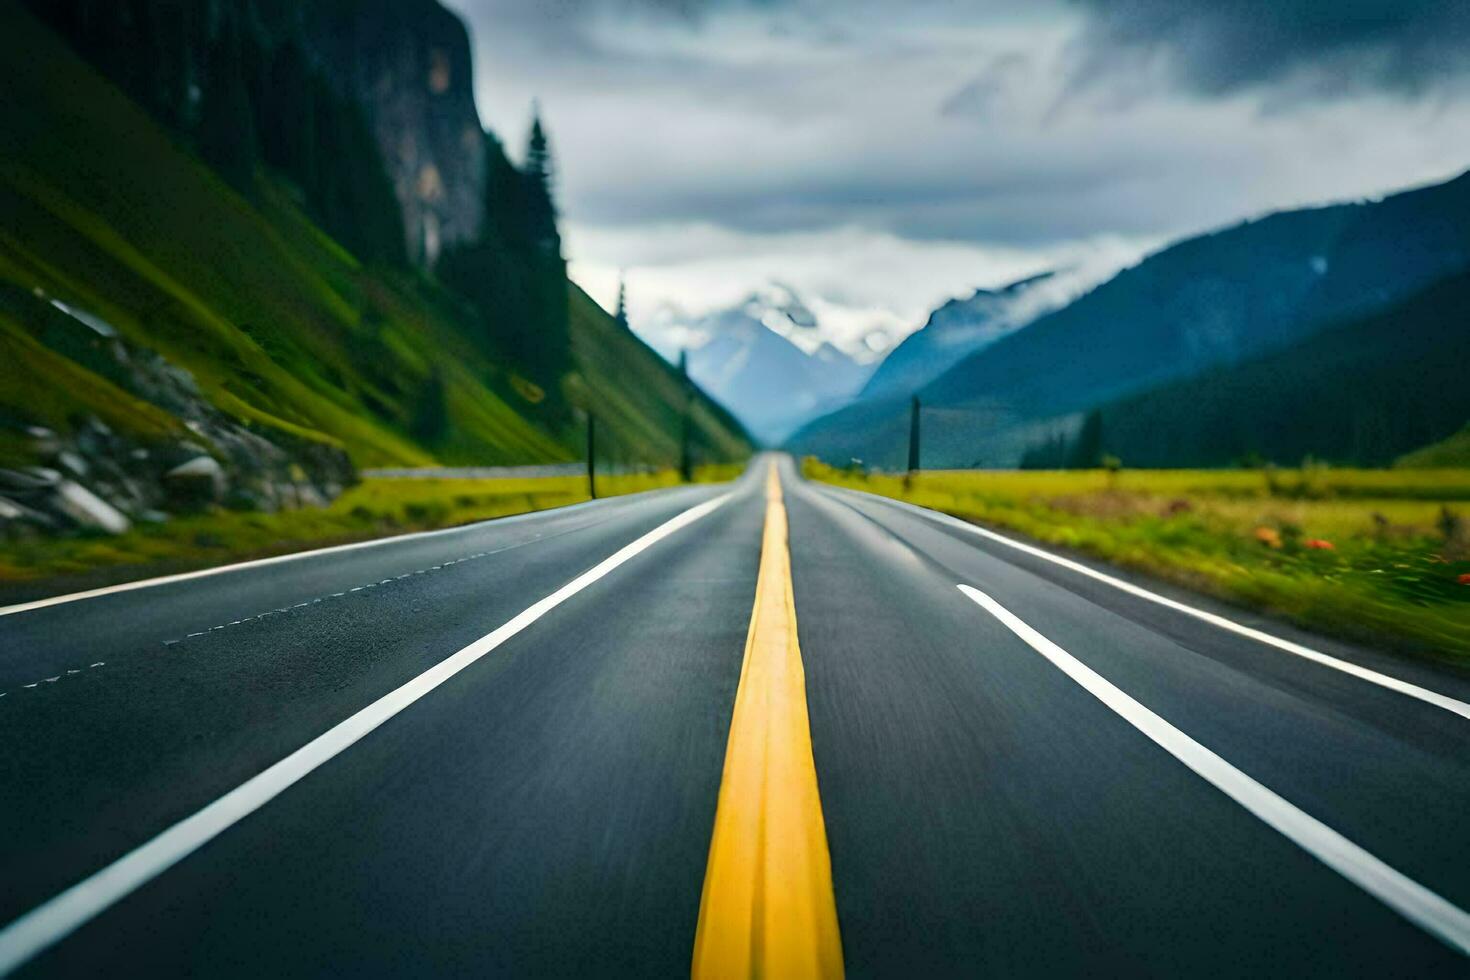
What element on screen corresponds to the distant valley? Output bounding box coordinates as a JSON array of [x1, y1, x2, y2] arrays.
[[640, 285, 873, 445]]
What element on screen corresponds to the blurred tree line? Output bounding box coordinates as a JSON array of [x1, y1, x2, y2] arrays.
[[437, 115, 570, 393], [1017, 266, 1470, 470]]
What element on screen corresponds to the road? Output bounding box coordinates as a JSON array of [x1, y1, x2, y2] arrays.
[[3, 454, 1470, 977]]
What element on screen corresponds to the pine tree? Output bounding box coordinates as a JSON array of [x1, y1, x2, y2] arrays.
[[196, 9, 258, 193], [480, 131, 526, 248], [522, 108, 561, 258], [411, 370, 450, 444], [1067, 410, 1105, 469], [520, 107, 569, 382], [261, 40, 316, 194], [614, 276, 629, 330], [304, 79, 405, 266]]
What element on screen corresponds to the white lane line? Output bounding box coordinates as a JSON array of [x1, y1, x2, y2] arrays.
[[833, 487, 1470, 721], [0, 492, 732, 975], [958, 583, 1470, 956], [0, 493, 650, 618], [157, 520, 608, 649]]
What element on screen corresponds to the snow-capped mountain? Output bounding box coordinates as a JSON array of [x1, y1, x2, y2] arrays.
[[645, 285, 874, 445]]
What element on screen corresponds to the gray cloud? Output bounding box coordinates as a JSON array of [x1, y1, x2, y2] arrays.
[[1070, 1, 1470, 100], [443, 0, 1470, 335]]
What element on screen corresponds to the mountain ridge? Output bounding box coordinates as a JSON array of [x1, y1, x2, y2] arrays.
[[788, 166, 1470, 468], [858, 270, 1056, 402]]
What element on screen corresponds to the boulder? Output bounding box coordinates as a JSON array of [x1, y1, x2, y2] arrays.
[[49, 480, 131, 534], [164, 455, 227, 507], [0, 467, 60, 496], [0, 494, 55, 529]]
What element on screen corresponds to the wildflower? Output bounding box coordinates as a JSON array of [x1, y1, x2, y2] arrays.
[[1458, 573, 1470, 586], [1304, 538, 1334, 550], [1253, 526, 1282, 549]]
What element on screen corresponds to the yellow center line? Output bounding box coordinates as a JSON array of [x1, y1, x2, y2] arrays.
[[692, 463, 844, 979]]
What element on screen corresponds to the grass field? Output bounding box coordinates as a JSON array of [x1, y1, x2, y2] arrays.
[[803, 460, 1470, 662], [0, 465, 744, 597]]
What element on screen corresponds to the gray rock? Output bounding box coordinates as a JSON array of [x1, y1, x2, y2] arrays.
[[167, 455, 225, 480], [164, 455, 227, 506], [0, 467, 60, 493], [58, 451, 89, 477], [0, 494, 55, 528], [26, 426, 60, 456], [50, 480, 131, 534]]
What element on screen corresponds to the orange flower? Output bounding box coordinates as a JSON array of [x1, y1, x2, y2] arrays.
[[1458, 573, 1470, 586], [1304, 538, 1334, 550], [1253, 526, 1282, 548]]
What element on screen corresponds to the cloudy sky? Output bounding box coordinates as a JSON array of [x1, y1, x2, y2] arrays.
[[442, 0, 1470, 357]]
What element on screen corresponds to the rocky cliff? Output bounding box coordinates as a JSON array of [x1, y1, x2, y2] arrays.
[[267, 0, 487, 266]]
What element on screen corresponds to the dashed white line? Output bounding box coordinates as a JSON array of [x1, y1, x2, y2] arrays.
[[1, 662, 106, 700], [959, 583, 1470, 957], [0, 495, 618, 617]]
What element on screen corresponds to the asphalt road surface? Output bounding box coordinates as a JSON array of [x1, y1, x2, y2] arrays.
[[3, 454, 1470, 977]]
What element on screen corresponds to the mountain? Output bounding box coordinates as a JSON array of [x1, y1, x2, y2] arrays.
[[0, 1, 748, 527], [859, 271, 1056, 402], [1060, 270, 1470, 468], [658, 285, 873, 445], [789, 167, 1470, 468], [264, 0, 489, 266]]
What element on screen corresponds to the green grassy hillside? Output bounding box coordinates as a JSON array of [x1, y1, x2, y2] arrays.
[[1400, 426, 1470, 468], [567, 286, 752, 467], [0, 2, 749, 475]]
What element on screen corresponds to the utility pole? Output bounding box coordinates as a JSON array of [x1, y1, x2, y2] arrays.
[[905, 395, 921, 489], [678, 349, 693, 482], [586, 412, 597, 499]]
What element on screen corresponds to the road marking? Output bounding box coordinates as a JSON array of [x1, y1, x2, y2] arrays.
[[0, 493, 642, 618], [0, 493, 732, 976], [151, 521, 603, 650], [958, 583, 1470, 956], [834, 487, 1470, 721], [693, 465, 843, 979]]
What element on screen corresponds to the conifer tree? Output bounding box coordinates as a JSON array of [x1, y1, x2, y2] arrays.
[[615, 276, 629, 330], [196, 9, 258, 192], [520, 108, 569, 382], [523, 111, 556, 249], [1068, 409, 1105, 469], [261, 40, 316, 192]]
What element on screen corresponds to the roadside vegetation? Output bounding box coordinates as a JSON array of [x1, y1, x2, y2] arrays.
[[0, 466, 744, 597], [803, 460, 1470, 662]]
